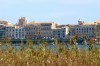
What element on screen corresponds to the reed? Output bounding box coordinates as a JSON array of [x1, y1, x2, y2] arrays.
[[0, 39, 100, 66]]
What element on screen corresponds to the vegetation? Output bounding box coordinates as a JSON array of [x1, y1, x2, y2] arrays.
[[0, 39, 100, 66]]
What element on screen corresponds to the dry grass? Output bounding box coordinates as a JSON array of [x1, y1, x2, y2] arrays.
[[0, 43, 100, 66]]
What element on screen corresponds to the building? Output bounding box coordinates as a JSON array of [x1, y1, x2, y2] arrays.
[[96, 23, 100, 40], [18, 17, 28, 27], [0, 20, 14, 39], [6, 26, 26, 39], [52, 25, 69, 39], [67, 25, 76, 38], [25, 21, 57, 39], [0, 24, 6, 39], [74, 25, 95, 39], [1, 17, 100, 40], [78, 19, 96, 25]]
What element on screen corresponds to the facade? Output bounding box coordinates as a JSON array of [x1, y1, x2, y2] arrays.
[[25, 22, 57, 39], [97, 24, 100, 39], [67, 25, 75, 38], [76, 19, 100, 39], [74, 25, 95, 39], [0, 24, 6, 39], [6, 26, 26, 39], [1, 17, 100, 40], [52, 25, 69, 39], [25, 22, 69, 39], [96, 20, 100, 38], [0, 20, 13, 39]]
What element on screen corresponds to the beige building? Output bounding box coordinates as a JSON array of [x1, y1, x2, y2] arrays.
[[52, 25, 69, 39], [74, 25, 95, 39], [73, 19, 99, 38], [3, 17, 100, 40], [25, 21, 57, 39]]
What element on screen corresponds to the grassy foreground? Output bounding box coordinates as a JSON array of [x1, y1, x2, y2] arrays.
[[0, 43, 100, 66]]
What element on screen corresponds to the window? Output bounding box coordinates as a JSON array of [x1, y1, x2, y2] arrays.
[[84, 28, 86, 30], [87, 28, 88, 30], [58, 33, 60, 35], [19, 29, 21, 31], [58, 36, 60, 38], [92, 28, 94, 30], [63, 30, 65, 32], [16, 34, 18, 36], [53, 31, 55, 33], [87, 30, 88, 32]]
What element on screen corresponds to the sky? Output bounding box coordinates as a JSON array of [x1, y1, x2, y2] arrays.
[[0, 0, 100, 24]]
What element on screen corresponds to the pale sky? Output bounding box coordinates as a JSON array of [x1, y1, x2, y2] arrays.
[[0, 0, 100, 24]]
